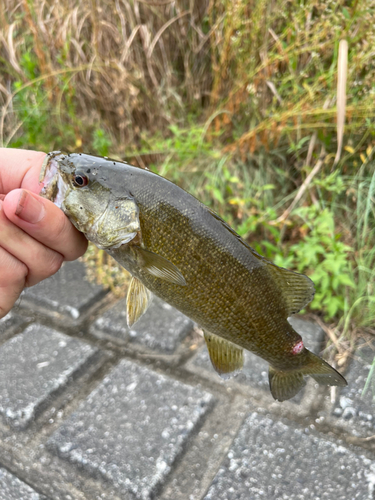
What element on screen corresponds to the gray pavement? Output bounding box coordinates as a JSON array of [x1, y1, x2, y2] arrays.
[[1, 260, 374, 499]]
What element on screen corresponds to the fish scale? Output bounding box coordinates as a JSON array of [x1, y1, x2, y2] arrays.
[[136, 198, 278, 351], [40, 152, 347, 401]]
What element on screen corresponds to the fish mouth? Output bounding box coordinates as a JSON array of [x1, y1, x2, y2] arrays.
[[39, 151, 69, 208]]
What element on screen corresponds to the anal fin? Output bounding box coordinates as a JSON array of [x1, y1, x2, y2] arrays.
[[204, 331, 244, 377], [127, 277, 153, 327]]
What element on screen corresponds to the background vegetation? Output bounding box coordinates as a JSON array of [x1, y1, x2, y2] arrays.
[[0, 0, 374, 366]]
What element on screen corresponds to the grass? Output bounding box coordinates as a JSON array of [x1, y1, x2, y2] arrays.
[[0, 0, 375, 370]]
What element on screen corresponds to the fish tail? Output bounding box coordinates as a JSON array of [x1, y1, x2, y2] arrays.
[[269, 349, 347, 402]]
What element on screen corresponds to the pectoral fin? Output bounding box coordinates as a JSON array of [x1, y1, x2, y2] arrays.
[[133, 247, 186, 286], [204, 331, 244, 377], [127, 277, 153, 327]]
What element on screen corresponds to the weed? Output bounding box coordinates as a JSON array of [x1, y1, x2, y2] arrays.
[[92, 128, 112, 157], [0, 0, 374, 364], [274, 206, 355, 319]]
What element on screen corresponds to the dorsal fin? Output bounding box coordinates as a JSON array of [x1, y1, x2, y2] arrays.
[[265, 263, 315, 315], [206, 206, 270, 259], [206, 206, 315, 315]]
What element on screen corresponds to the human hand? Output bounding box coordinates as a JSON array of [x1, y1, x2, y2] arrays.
[[0, 148, 88, 318]]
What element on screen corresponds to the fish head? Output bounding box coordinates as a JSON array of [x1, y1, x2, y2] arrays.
[[39, 151, 140, 249]]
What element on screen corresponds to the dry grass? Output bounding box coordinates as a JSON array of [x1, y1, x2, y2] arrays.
[[1, 0, 374, 157], [0, 0, 374, 346], [0, 0, 212, 149]]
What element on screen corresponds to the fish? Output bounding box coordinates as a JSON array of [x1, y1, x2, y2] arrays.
[[40, 151, 347, 401]]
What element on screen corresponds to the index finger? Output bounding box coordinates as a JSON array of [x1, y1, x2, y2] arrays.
[[0, 148, 46, 194]]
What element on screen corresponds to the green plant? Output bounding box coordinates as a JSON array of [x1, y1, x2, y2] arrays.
[[341, 160, 375, 332], [274, 206, 355, 319], [5, 50, 52, 149], [92, 128, 112, 157], [1, 0, 375, 366]]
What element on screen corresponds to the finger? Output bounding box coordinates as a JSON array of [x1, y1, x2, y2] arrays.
[[0, 148, 46, 194], [0, 246, 27, 319], [0, 200, 64, 286], [3, 189, 88, 261]]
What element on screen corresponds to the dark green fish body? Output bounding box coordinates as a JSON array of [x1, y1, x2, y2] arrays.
[[109, 169, 302, 366], [40, 152, 347, 401]]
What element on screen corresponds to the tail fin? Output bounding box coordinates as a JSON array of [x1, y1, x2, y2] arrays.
[[269, 349, 347, 402], [269, 368, 306, 401]]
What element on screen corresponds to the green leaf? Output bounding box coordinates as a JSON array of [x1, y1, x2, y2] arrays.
[[342, 7, 350, 19], [325, 297, 342, 318], [338, 274, 356, 288], [213, 188, 224, 204]]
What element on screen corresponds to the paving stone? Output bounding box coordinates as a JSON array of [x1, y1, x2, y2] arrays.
[[47, 359, 214, 499], [91, 296, 194, 353], [22, 260, 107, 321], [187, 317, 325, 396], [319, 341, 375, 437], [0, 310, 28, 337], [204, 412, 375, 500], [0, 466, 49, 500], [0, 324, 98, 429]]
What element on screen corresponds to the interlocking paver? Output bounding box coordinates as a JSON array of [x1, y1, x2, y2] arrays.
[[204, 412, 375, 500], [318, 341, 375, 437], [2, 257, 373, 500], [22, 261, 107, 321], [0, 310, 28, 337], [0, 466, 49, 500], [47, 359, 214, 499], [0, 324, 98, 429], [91, 296, 193, 353]]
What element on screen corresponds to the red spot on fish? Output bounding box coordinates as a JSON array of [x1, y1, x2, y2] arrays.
[[292, 340, 304, 355]]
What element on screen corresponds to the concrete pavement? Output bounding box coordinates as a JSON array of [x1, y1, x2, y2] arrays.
[[0, 260, 374, 500]]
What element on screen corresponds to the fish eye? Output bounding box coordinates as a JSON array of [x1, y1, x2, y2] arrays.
[[72, 173, 89, 188]]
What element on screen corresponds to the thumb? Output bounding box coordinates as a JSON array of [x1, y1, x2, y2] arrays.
[[3, 189, 88, 261]]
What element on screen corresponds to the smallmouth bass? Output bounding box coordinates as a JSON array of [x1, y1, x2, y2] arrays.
[[40, 152, 347, 401]]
